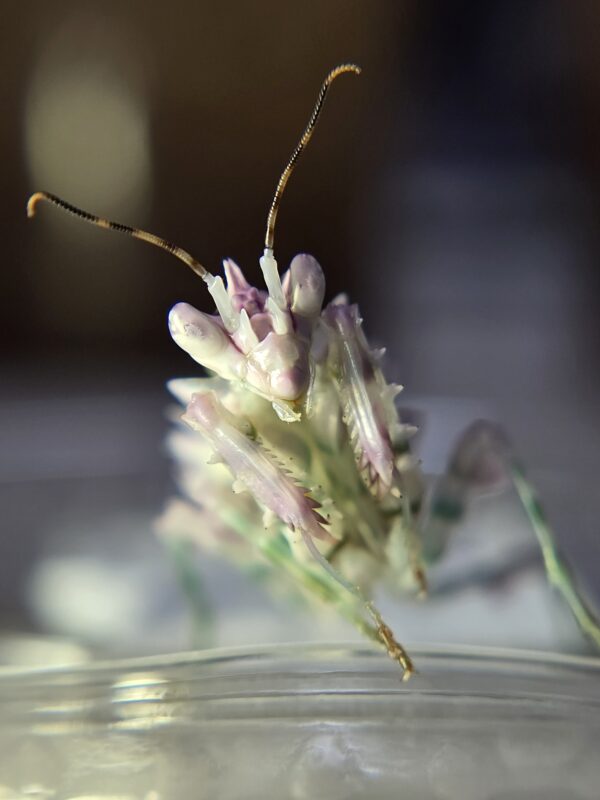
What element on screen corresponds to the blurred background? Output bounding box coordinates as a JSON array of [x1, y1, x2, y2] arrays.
[[1, 0, 599, 664]]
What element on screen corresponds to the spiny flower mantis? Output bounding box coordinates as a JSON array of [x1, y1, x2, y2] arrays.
[[28, 65, 600, 678]]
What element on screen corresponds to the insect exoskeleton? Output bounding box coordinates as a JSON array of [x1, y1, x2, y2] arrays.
[[27, 63, 419, 677], [168, 252, 326, 422]]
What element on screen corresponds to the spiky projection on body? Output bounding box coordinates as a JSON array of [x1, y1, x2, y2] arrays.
[[165, 247, 427, 670], [27, 65, 600, 677]]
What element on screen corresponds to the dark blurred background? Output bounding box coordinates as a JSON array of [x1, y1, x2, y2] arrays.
[[1, 0, 599, 657]]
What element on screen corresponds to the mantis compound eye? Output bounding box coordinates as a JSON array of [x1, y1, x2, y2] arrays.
[[284, 254, 325, 319], [169, 303, 228, 359], [168, 302, 243, 382]]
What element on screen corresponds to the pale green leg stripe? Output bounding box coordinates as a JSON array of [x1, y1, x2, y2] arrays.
[[511, 463, 600, 649], [165, 537, 216, 649], [216, 506, 383, 646]]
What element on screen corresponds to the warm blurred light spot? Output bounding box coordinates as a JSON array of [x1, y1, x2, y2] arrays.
[[23, 13, 154, 340], [25, 25, 151, 217]]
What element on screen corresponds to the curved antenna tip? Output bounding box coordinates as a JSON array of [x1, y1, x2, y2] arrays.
[[264, 63, 362, 253], [330, 63, 361, 78], [26, 192, 45, 218], [25, 190, 211, 281]]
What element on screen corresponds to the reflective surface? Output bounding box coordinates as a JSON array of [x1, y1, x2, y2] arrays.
[[0, 644, 598, 799]]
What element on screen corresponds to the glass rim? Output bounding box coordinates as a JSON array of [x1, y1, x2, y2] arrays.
[[0, 640, 599, 682]]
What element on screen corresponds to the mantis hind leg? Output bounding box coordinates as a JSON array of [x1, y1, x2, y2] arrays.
[[511, 462, 600, 649], [421, 419, 600, 649]]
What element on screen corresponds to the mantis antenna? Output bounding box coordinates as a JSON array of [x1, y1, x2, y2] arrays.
[[258, 63, 361, 309], [26, 192, 211, 281], [27, 66, 362, 325], [263, 63, 361, 255], [26, 192, 241, 330]]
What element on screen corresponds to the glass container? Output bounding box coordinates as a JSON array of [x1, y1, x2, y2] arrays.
[[0, 643, 598, 799]]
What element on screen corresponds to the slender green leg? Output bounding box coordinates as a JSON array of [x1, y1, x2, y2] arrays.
[[511, 462, 600, 649], [216, 506, 414, 678], [422, 419, 600, 649], [163, 537, 216, 649]]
